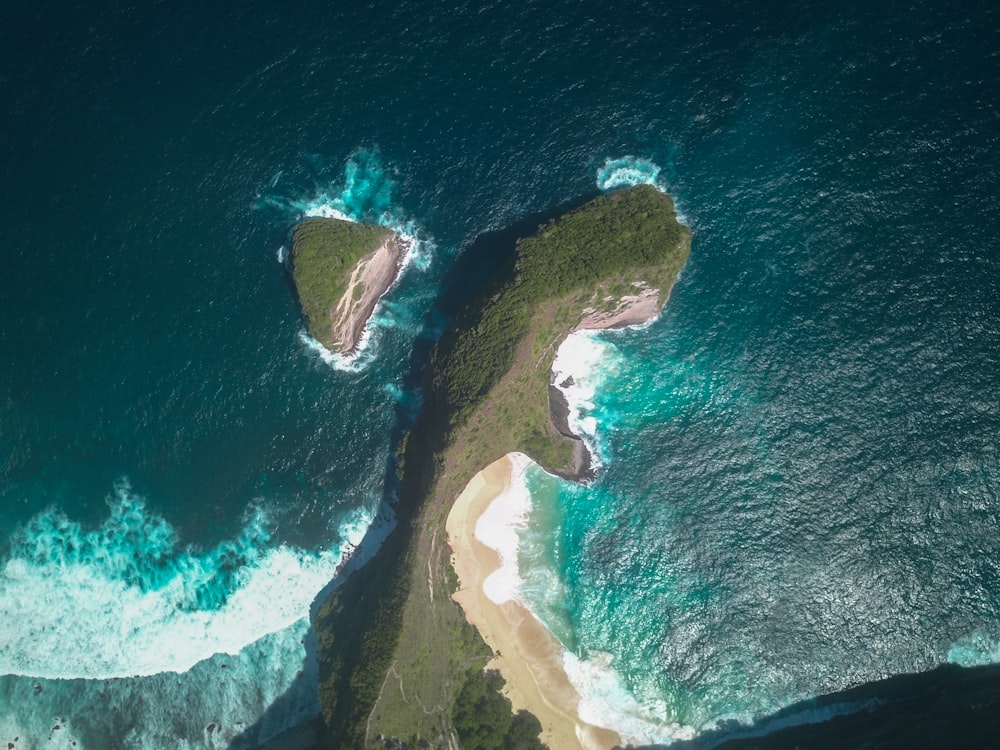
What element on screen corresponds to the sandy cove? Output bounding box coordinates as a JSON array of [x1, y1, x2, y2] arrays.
[[445, 287, 672, 749], [446, 455, 622, 750]]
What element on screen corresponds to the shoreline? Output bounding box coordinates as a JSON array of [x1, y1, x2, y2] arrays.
[[358, 185, 692, 745], [297, 233, 416, 370], [331, 233, 404, 356], [446, 454, 622, 750], [550, 284, 670, 483], [445, 284, 676, 745]]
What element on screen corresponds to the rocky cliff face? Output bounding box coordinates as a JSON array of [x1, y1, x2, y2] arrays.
[[322, 234, 402, 355]]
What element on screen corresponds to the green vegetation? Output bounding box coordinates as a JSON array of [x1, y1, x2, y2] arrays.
[[290, 217, 394, 349], [314, 534, 413, 749], [514, 183, 688, 296], [312, 185, 691, 748], [432, 184, 691, 476], [452, 670, 546, 750]]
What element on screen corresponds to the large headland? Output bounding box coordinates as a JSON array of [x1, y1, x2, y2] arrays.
[[310, 184, 691, 749]]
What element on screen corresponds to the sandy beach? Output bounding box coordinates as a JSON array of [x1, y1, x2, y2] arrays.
[[446, 454, 622, 750]]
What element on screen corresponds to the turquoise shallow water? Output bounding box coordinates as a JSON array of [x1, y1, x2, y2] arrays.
[[520, 138, 1000, 738], [1, 0, 998, 745]]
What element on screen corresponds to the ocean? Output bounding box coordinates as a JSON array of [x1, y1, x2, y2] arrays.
[[1, 0, 997, 746]]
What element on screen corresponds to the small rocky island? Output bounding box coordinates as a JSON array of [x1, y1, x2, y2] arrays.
[[289, 217, 402, 356]]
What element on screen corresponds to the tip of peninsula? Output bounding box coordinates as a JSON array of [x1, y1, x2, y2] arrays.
[[433, 183, 691, 482], [289, 217, 402, 356]]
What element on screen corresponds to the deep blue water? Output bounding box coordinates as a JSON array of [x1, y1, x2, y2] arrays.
[[1, 0, 997, 746]]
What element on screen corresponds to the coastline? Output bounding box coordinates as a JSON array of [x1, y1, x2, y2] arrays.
[[548, 288, 669, 484], [297, 233, 416, 370], [291, 208, 420, 363], [445, 293, 675, 747], [446, 454, 622, 750], [355, 185, 691, 745], [574, 283, 662, 332]]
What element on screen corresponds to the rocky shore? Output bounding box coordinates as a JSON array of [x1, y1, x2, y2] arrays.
[[326, 234, 405, 356], [289, 217, 404, 357], [549, 282, 670, 483]]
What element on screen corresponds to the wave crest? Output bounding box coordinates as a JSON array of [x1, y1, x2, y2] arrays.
[[0, 482, 371, 679], [596, 156, 663, 191]]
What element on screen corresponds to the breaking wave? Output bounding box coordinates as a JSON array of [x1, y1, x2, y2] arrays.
[[0, 481, 372, 680], [596, 156, 663, 191], [596, 155, 688, 224]]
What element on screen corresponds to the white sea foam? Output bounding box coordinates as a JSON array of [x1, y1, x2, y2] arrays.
[[559, 614, 884, 749], [696, 699, 883, 750], [0, 485, 376, 680], [0, 618, 320, 749], [333, 501, 396, 580], [563, 650, 696, 746], [299, 321, 377, 372], [302, 204, 353, 222], [476, 453, 533, 605], [673, 199, 690, 227], [596, 156, 663, 192], [551, 331, 623, 468], [947, 631, 1000, 666], [595, 155, 689, 224]]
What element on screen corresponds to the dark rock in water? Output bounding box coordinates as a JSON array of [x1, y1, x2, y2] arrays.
[[548, 383, 575, 439], [548, 383, 595, 483]]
